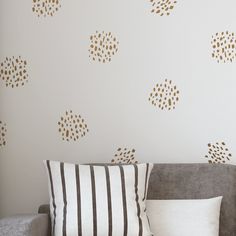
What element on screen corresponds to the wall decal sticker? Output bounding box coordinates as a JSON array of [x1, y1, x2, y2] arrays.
[[149, 0, 177, 16], [58, 110, 89, 142], [0, 56, 29, 88], [211, 31, 236, 63], [111, 148, 138, 164], [32, 0, 61, 17], [205, 142, 232, 164], [148, 79, 180, 110], [89, 31, 119, 63], [0, 121, 7, 147]]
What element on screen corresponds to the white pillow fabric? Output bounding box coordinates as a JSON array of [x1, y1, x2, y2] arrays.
[[44, 160, 153, 236], [146, 197, 222, 236]]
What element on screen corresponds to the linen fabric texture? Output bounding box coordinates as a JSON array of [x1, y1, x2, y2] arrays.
[[146, 197, 222, 236]]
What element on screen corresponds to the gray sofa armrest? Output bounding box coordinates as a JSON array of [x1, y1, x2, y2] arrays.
[[0, 214, 48, 236], [38, 205, 51, 236]]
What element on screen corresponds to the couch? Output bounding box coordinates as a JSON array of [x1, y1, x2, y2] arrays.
[[1, 164, 236, 236]]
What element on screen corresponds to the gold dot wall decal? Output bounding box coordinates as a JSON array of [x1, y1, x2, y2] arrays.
[[0, 56, 29, 88], [211, 31, 236, 63], [0, 121, 7, 147], [149, 0, 177, 16], [111, 148, 138, 164], [205, 142, 232, 164], [32, 0, 61, 17], [148, 79, 180, 110], [89, 31, 119, 63], [58, 110, 89, 142]]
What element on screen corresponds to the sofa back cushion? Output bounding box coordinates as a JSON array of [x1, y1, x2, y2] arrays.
[[147, 164, 236, 236]]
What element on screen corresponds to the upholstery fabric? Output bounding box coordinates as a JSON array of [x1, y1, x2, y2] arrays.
[[0, 214, 48, 236], [147, 164, 236, 236]]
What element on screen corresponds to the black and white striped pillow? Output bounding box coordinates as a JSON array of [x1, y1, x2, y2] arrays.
[[44, 160, 153, 236]]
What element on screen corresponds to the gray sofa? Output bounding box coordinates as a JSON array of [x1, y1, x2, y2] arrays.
[[1, 164, 236, 236]]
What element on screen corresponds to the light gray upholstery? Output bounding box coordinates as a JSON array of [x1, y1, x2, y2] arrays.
[[0, 214, 48, 236], [39, 164, 236, 236]]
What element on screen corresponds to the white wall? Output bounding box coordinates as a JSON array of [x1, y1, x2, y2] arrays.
[[1, 0, 236, 217]]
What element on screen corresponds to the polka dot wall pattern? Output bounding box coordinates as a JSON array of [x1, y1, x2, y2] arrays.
[[0, 56, 29, 88], [111, 148, 138, 164], [149, 0, 178, 16], [58, 110, 89, 142], [148, 79, 180, 110], [89, 31, 119, 63], [211, 31, 236, 63], [0, 121, 7, 147], [205, 142, 232, 164], [32, 0, 61, 17]]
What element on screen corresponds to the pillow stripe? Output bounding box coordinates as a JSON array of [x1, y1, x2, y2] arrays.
[[143, 163, 150, 201], [134, 164, 143, 236], [75, 165, 82, 236], [90, 166, 97, 236], [119, 165, 128, 236], [104, 165, 112, 236], [46, 160, 56, 236], [60, 162, 67, 236]]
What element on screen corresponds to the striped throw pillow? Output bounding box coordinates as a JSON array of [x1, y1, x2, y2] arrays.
[[44, 161, 153, 236]]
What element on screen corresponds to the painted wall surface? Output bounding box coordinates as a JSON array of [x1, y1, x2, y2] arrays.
[[1, 0, 236, 217]]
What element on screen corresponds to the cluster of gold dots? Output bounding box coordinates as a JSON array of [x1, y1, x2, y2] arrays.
[[0, 121, 7, 147], [211, 31, 236, 63], [111, 148, 138, 164], [148, 79, 180, 110], [205, 142, 232, 164], [32, 0, 61, 17], [58, 110, 89, 142], [0, 56, 29, 88], [149, 0, 177, 16], [89, 31, 119, 63]]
